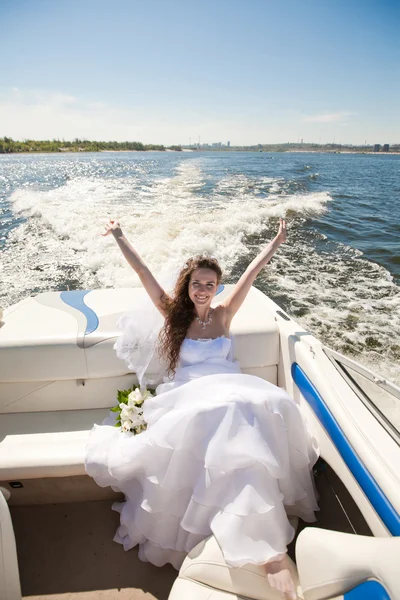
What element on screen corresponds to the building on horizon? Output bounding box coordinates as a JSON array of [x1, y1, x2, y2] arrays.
[[227, 141, 230, 147], [373, 144, 381, 152], [383, 144, 390, 152]]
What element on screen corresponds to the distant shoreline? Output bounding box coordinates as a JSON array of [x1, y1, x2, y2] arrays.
[[1, 136, 399, 156], [284, 150, 400, 155], [1, 149, 399, 156]]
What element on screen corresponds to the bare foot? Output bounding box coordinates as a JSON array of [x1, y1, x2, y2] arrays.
[[264, 553, 297, 600]]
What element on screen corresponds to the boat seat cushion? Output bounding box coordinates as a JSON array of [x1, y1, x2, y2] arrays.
[[296, 527, 400, 600], [168, 535, 301, 600], [0, 409, 108, 480]]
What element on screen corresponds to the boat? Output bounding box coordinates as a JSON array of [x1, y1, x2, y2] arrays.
[[1, 284, 399, 599]]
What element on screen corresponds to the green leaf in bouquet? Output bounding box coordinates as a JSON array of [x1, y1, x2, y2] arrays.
[[117, 390, 128, 404], [110, 405, 120, 412]]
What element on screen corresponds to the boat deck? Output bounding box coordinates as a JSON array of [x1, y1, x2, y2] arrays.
[[10, 462, 371, 600]]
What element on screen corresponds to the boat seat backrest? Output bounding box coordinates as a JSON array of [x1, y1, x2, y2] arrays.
[[105, 285, 280, 384], [296, 527, 400, 600], [0, 286, 280, 413]]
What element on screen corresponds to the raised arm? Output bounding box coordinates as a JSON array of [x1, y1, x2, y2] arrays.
[[103, 220, 169, 317], [221, 218, 286, 323]]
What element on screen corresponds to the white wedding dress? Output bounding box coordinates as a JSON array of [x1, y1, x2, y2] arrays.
[[85, 336, 319, 570]]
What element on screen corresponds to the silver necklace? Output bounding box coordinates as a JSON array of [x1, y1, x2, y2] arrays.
[[195, 308, 213, 330]]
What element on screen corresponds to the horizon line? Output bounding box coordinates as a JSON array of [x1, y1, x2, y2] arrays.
[[1, 137, 399, 148]]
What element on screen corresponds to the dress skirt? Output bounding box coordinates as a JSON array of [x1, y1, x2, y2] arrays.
[[85, 372, 319, 570]]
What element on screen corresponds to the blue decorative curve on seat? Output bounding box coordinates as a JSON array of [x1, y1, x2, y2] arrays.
[[60, 286, 222, 336], [60, 290, 99, 335], [344, 580, 390, 599], [291, 362, 400, 536]]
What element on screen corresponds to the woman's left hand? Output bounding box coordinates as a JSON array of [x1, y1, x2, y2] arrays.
[[276, 218, 287, 244]]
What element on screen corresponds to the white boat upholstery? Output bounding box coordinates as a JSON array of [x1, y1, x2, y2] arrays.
[[0, 489, 21, 600], [296, 527, 400, 600], [0, 285, 279, 412], [0, 286, 280, 481], [168, 535, 300, 600], [0, 409, 109, 480], [168, 529, 400, 600]]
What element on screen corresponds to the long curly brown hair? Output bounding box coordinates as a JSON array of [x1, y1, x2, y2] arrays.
[[158, 256, 222, 376]]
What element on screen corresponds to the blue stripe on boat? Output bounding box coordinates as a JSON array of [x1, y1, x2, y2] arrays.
[[291, 362, 400, 536], [60, 290, 99, 335], [344, 580, 390, 599]]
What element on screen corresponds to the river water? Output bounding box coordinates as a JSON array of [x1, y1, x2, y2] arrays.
[[1, 150, 399, 383]]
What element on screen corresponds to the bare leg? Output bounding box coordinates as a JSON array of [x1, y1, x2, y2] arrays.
[[263, 553, 297, 600]]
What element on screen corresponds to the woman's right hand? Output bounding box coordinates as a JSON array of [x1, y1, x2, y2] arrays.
[[102, 220, 122, 237]]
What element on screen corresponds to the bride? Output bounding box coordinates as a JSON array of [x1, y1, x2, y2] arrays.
[[85, 218, 319, 600]]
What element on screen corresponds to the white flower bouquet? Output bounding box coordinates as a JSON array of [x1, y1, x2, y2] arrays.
[[110, 385, 154, 434]]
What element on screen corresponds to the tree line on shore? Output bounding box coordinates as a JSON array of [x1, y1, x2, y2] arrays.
[[0, 137, 398, 154], [0, 137, 183, 153]]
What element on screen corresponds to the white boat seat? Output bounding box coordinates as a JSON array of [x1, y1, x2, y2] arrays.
[[0, 286, 279, 413], [0, 489, 22, 599], [168, 529, 400, 600], [296, 527, 400, 600], [0, 409, 108, 480], [0, 286, 279, 383], [168, 534, 301, 600], [0, 289, 147, 383], [0, 285, 280, 480]]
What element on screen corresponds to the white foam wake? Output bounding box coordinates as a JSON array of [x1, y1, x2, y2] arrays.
[[7, 161, 331, 291]]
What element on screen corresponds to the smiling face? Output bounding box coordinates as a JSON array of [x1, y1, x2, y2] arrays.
[[188, 268, 219, 308]]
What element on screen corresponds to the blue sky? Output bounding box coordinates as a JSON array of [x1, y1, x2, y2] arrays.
[[1, 0, 399, 145]]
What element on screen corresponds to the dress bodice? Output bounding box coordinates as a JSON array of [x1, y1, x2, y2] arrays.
[[156, 336, 241, 394], [180, 336, 232, 366]]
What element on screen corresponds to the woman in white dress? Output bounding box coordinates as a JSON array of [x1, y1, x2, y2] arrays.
[[85, 218, 319, 600]]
